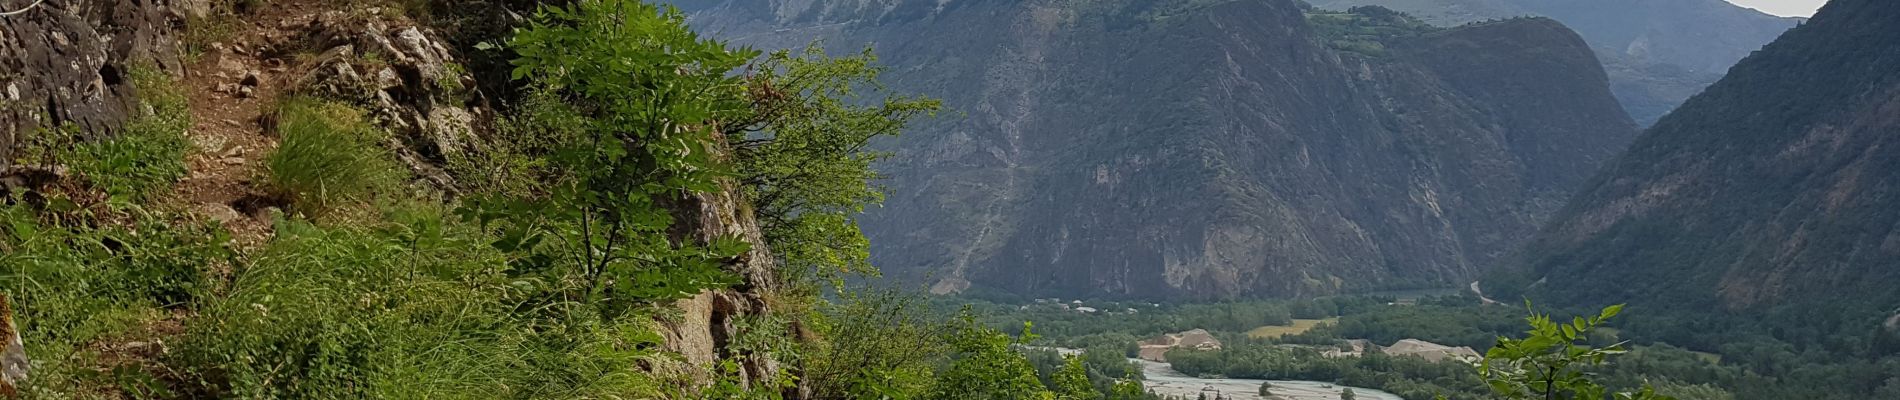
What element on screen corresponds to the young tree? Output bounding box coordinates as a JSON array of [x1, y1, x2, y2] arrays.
[[470, 0, 755, 317], [804, 290, 953, 399], [1340, 387, 1356, 400], [1052, 355, 1097, 400], [1108, 379, 1147, 400], [729, 45, 940, 289], [1477, 303, 1674, 400], [929, 315, 1055, 399]]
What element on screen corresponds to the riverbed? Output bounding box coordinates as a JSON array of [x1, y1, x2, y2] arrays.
[[1131, 358, 1402, 400]]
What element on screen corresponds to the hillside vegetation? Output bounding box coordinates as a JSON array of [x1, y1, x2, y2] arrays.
[[0, 1, 1126, 398]]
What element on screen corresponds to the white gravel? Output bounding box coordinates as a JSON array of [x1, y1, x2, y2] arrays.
[[1131, 358, 1404, 400]]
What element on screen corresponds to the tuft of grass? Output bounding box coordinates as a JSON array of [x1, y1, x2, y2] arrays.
[[62, 66, 191, 202], [263, 99, 401, 219]]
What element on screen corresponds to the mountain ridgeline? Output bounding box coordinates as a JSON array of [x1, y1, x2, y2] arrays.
[[689, 0, 1639, 300], [1310, 0, 1800, 127], [1495, 0, 1900, 317]]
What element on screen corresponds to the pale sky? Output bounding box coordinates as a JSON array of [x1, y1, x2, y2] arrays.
[[1726, 0, 1828, 17]]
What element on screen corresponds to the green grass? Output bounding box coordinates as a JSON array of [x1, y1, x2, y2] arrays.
[[264, 99, 402, 218], [0, 203, 231, 398], [61, 66, 192, 202], [169, 202, 672, 398]]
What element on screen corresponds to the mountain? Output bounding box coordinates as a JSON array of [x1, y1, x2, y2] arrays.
[[689, 0, 1639, 300], [1307, 0, 1800, 126], [1495, 0, 1900, 314]]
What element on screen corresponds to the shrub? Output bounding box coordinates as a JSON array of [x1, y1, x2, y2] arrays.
[[263, 99, 400, 218]]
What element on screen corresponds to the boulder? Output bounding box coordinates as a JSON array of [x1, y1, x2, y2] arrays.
[[1, 295, 27, 397], [1, 0, 188, 169], [292, 12, 487, 192]]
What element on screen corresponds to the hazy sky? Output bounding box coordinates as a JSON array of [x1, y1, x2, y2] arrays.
[[1727, 0, 1828, 17]]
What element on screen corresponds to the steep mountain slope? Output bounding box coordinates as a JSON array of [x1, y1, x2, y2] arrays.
[[1308, 0, 1799, 126], [1498, 0, 1900, 313], [691, 0, 1639, 300]]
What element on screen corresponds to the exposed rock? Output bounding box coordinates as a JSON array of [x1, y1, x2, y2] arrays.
[[214, 54, 246, 79], [240, 69, 261, 87], [199, 202, 246, 225], [293, 12, 486, 193], [1, 295, 26, 397], [1309, 0, 1799, 127], [693, 0, 1641, 300], [1501, 0, 1900, 312], [1, 0, 190, 167]]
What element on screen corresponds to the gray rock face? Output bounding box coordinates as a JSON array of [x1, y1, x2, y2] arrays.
[[292, 11, 486, 192], [1499, 0, 1900, 311], [691, 0, 1639, 300], [1, 0, 187, 168], [1305, 0, 1800, 126]]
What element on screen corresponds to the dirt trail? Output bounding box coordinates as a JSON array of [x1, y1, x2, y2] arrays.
[[174, 2, 327, 247], [81, 2, 330, 382]]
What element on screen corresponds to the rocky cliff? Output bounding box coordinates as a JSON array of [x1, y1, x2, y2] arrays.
[[690, 0, 1639, 300], [1497, 0, 1900, 313], [1307, 0, 1799, 126], [1, 0, 188, 171]]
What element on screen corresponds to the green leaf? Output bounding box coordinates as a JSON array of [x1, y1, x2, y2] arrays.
[[1599, 304, 1624, 321]]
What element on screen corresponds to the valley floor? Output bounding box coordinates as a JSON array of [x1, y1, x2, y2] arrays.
[[1132, 358, 1400, 400]]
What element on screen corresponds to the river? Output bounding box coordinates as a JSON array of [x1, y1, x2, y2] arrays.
[[1130, 358, 1403, 400]]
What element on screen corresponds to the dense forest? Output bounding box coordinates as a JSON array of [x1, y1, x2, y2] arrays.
[[968, 293, 1900, 400]]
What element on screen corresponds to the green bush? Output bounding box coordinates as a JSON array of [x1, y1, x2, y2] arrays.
[[263, 99, 401, 218]]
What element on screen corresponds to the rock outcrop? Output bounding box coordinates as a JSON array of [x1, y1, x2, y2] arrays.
[[289, 10, 485, 192], [656, 167, 788, 394], [1, 296, 25, 397], [1, 0, 187, 169], [691, 0, 1640, 300]]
